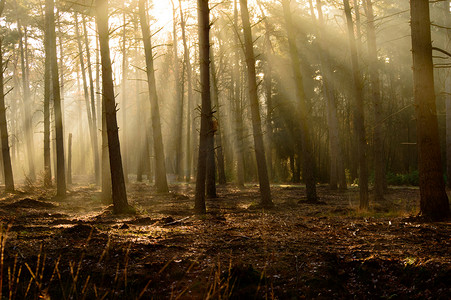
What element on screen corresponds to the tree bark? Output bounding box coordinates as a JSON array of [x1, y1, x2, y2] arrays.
[[96, 0, 129, 213], [364, 0, 385, 201], [0, 0, 14, 192], [210, 47, 227, 185], [240, 0, 273, 207], [120, 11, 128, 184], [233, 0, 245, 187], [194, 0, 212, 213], [138, 0, 169, 193], [171, 1, 183, 181], [47, 0, 66, 197], [43, 0, 52, 188], [74, 13, 99, 184], [282, 0, 318, 202], [67, 133, 72, 185], [83, 15, 100, 185], [315, 0, 347, 190], [344, 0, 369, 209], [179, 1, 193, 182], [410, 0, 450, 220], [17, 19, 35, 181]]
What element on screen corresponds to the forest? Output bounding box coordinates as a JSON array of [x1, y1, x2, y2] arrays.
[[0, 0, 449, 298]]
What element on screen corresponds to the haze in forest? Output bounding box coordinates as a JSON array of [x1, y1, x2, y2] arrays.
[[0, 0, 449, 218]]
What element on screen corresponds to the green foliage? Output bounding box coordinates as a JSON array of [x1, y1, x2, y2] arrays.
[[386, 170, 419, 186]]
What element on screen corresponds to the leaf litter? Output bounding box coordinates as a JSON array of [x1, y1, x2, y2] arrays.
[[0, 183, 449, 299]]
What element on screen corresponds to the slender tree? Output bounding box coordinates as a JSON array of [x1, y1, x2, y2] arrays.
[[282, 0, 317, 202], [194, 0, 213, 213], [179, 1, 193, 182], [82, 15, 100, 184], [17, 17, 35, 181], [239, 0, 273, 207], [120, 11, 128, 183], [74, 13, 99, 183], [0, 0, 14, 192], [97, 0, 130, 213], [410, 0, 450, 220], [344, 0, 369, 209], [138, 0, 169, 193], [364, 0, 385, 201], [43, 0, 51, 188], [314, 0, 347, 190], [47, 0, 66, 197]]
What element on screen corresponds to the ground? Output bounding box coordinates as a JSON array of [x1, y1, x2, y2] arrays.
[[0, 181, 449, 299]]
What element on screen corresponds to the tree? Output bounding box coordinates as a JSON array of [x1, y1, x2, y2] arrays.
[[46, 0, 66, 197], [343, 0, 369, 209], [138, 0, 169, 193], [74, 13, 99, 185], [410, 0, 450, 220], [0, 0, 14, 192], [364, 0, 385, 201], [282, 0, 318, 202], [96, 0, 130, 213], [194, 0, 213, 214], [239, 0, 273, 207]]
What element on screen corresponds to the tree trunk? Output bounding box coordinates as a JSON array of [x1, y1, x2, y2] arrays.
[[210, 47, 227, 185], [344, 0, 369, 209], [120, 12, 128, 184], [179, 1, 193, 182], [193, 0, 212, 213], [364, 0, 385, 201], [67, 133, 72, 185], [233, 0, 245, 187], [444, 0, 451, 188], [82, 15, 100, 185], [0, 0, 14, 192], [410, 0, 450, 220], [171, 1, 183, 181], [96, 0, 129, 213], [315, 0, 347, 190], [138, 0, 169, 193], [17, 19, 35, 181], [240, 0, 273, 207], [47, 0, 66, 197], [74, 13, 98, 183], [43, 0, 52, 188], [282, 0, 317, 202]]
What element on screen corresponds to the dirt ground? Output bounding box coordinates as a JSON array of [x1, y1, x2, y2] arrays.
[[0, 181, 449, 299]]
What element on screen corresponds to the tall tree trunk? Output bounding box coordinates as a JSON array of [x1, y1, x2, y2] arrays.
[[96, 0, 129, 213], [120, 12, 128, 184], [17, 19, 35, 181], [67, 133, 72, 185], [0, 0, 14, 192], [343, 0, 369, 209], [179, 1, 193, 182], [316, 0, 347, 190], [410, 0, 449, 220], [171, 1, 183, 181], [364, 0, 385, 201], [138, 0, 169, 193], [43, 0, 52, 187], [233, 0, 245, 187], [74, 13, 98, 183], [282, 0, 317, 202], [446, 0, 451, 188], [210, 47, 227, 185], [83, 15, 100, 185], [240, 0, 273, 207], [194, 0, 212, 213], [47, 0, 66, 197]]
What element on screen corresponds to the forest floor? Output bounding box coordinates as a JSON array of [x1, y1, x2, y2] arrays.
[[0, 179, 449, 299]]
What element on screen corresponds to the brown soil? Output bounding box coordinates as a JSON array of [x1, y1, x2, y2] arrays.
[[0, 182, 449, 299]]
